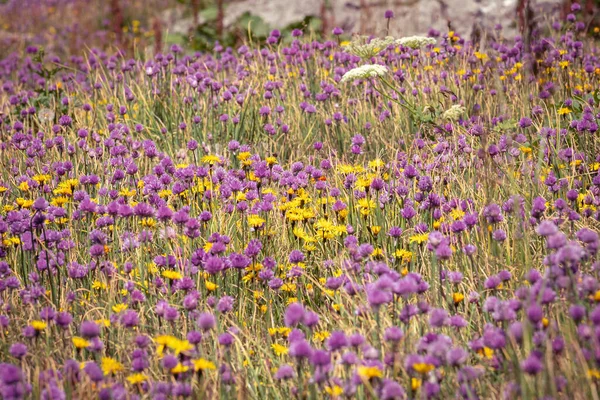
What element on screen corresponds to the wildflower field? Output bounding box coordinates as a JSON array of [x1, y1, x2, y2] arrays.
[[1, 3, 600, 399]]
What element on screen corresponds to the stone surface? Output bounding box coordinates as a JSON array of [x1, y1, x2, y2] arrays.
[[167, 0, 563, 39]]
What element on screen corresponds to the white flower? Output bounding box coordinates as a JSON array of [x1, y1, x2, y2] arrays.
[[38, 108, 55, 123], [396, 36, 436, 49], [442, 104, 466, 121], [340, 64, 388, 83], [343, 36, 396, 59]]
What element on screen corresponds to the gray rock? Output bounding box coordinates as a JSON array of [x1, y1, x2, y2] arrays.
[[165, 0, 562, 39]]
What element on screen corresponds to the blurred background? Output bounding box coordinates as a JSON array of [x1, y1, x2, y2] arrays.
[[0, 0, 595, 58]]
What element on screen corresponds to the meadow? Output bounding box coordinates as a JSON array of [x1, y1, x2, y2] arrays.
[[0, 3, 600, 399]]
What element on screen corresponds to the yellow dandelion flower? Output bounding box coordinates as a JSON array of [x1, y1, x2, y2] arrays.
[[357, 366, 383, 380], [192, 358, 216, 371], [412, 363, 435, 374], [453, 293, 465, 305], [409, 233, 429, 245], [557, 107, 572, 115], [325, 385, 344, 396], [313, 330, 330, 342], [248, 214, 266, 228], [101, 357, 124, 375], [411, 378, 422, 390], [31, 320, 47, 331], [126, 373, 147, 384], [171, 363, 189, 374], [72, 336, 90, 349], [112, 303, 128, 313], [162, 270, 183, 280], [201, 155, 221, 165], [271, 343, 288, 356]]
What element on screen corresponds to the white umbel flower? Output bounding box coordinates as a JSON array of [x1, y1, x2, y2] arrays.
[[343, 36, 396, 59], [396, 36, 436, 49], [340, 64, 388, 83], [442, 104, 466, 121]]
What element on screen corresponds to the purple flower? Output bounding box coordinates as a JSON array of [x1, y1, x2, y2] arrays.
[[536, 220, 559, 236], [218, 333, 234, 347], [84, 362, 104, 382], [275, 364, 295, 380], [521, 354, 543, 375], [197, 313, 216, 331], [446, 347, 468, 366], [9, 343, 27, 359], [217, 296, 234, 314], [526, 304, 543, 324], [289, 339, 312, 359], [288, 250, 305, 264], [80, 321, 100, 339], [284, 303, 305, 327], [429, 308, 448, 327], [384, 326, 404, 343], [327, 331, 348, 351]]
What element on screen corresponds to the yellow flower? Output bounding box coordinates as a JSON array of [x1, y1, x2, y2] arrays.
[[101, 357, 124, 375], [205, 281, 218, 291], [449, 208, 465, 220], [589, 369, 600, 379], [201, 155, 221, 165], [112, 303, 128, 313], [266, 156, 278, 166], [92, 280, 108, 290], [238, 151, 252, 161], [325, 385, 344, 396], [31, 320, 47, 331], [394, 249, 412, 263], [72, 336, 90, 349], [2, 237, 20, 246], [50, 196, 69, 207], [453, 293, 465, 305], [248, 214, 266, 228], [33, 174, 51, 184], [271, 343, 288, 356], [356, 198, 376, 216], [118, 188, 136, 197], [18, 181, 30, 192], [368, 159, 385, 169], [16, 198, 33, 208], [411, 378, 422, 390], [370, 226, 381, 235], [557, 107, 572, 115], [409, 233, 429, 245], [519, 146, 532, 154], [412, 362, 435, 374], [192, 358, 216, 371], [171, 363, 189, 374], [171, 339, 194, 355], [281, 282, 297, 292], [313, 330, 331, 342], [96, 319, 111, 328], [478, 347, 494, 359], [357, 366, 383, 380], [162, 270, 183, 280], [268, 327, 291, 337], [542, 317, 549, 328], [126, 373, 147, 384]]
